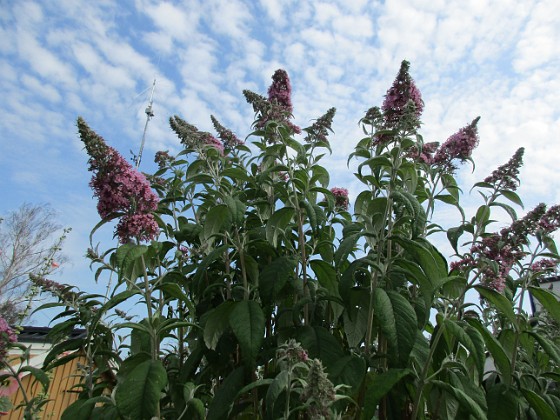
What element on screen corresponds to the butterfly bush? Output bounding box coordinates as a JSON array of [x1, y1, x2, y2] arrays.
[[77, 117, 159, 243], [52, 61, 560, 419]]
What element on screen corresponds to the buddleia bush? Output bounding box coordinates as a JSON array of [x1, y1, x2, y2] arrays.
[[33, 61, 560, 419]]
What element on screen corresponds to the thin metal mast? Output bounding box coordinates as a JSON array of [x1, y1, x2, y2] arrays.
[[135, 79, 156, 169]]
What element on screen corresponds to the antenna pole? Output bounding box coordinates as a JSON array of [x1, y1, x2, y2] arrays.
[[135, 79, 156, 169]]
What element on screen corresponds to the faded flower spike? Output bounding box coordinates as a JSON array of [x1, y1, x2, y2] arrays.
[[77, 117, 159, 243], [484, 147, 524, 191], [211, 115, 243, 149], [382, 60, 424, 127], [304, 107, 336, 145], [433, 117, 480, 171], [169, 115, 224, 155]]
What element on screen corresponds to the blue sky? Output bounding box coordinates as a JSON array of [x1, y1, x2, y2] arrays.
[[1, 0, 559, 321]]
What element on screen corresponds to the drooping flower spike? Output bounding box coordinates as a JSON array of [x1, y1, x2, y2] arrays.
[[78, 117, 159, 243]]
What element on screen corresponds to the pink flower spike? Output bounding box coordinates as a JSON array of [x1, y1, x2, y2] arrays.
[[330, 187, 349, 211]]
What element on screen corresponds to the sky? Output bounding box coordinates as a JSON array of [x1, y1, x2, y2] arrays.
[[1, 0, 559, 322]]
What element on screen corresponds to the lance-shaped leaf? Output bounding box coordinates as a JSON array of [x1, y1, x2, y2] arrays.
[[203, 301, 235, 350], [229, 300, 265, 363], [431, 380, 487, 420], [373, 289, 418, 367], [363, 369, 412, 419], [259, 256, 296, 303], [529, 286, 560, 324], [115, 359, 168, 420], [475, 286, 517, 327], [203, 204, 231, 241], [265, 207, 295, 247], [115, 243, 149, 283], [443, 319, 485, 380], [522, 388, 558, 419], [466, 318, 512, 385], [207, 367, 245, 420]]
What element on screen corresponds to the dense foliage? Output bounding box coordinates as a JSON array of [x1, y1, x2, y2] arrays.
[[11, 61, 560, 419]]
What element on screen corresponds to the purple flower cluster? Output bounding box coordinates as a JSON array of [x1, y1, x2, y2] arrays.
[[0, 317, 17, 365], [154, 150, 175, 169], [211, 115, 243, 150], [331, 187, 349, 211], [77, 117, 159, 243], [269, 69, 294, 112], [433, 117, 480, 170], [453, 203, 560, 292], [531, 258, 558, 273], [407, 141, 440, 164], [484, 148, 524, 191], [244, 69, 301, 139], [382, 60, 424, 127], [304, 107, 336, 145]]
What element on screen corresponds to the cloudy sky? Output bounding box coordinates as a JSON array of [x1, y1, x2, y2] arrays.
[[1, 0, 559, 319]]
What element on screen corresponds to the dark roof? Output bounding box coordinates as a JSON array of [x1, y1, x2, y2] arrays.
[[18, 326, 86, 343]]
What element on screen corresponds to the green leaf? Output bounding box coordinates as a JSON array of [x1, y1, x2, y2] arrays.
[[19, 366, 50, 392], [443, 319, 484, 379], [310, 259, 339, 298], [222, 167, 251, 183], [373, 289, 418, 367], [529, 286, 560, 324], [328, 354, 366, 394], [522, 388, 558, 419], [432, 380, 487, 420], [203, 301, 235, 350], [43, 337, 83, 368], [362, 369, 411, 419], [62, 397, 112, 420], [475, 205, 491, 227], [501, 190, 524, 208], [475, 286, 517, 327], [486, 384, 518, 420], [334, 232, 361, 267], [265, 207, 295, 247], [203, 204, 231, 241], [115, 359, 167, 420], [224, 196, 246, 227], [229, 300, 265, 363], [447, 225, 466, 254], [259, 256, 296, 303], [115, 243, 149, 283], [295, 326, 345, 367], [343, 307, 368, 348], [300, 200, 318, 233], [529, 331, 560, 365], [266, 370, 289, 420], [207, 367, 245, 420], [393, 237, 448, 285], [466, 318, 512, 384]]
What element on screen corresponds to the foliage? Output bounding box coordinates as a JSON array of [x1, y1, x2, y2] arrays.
[[39, 62, 560, 419]]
